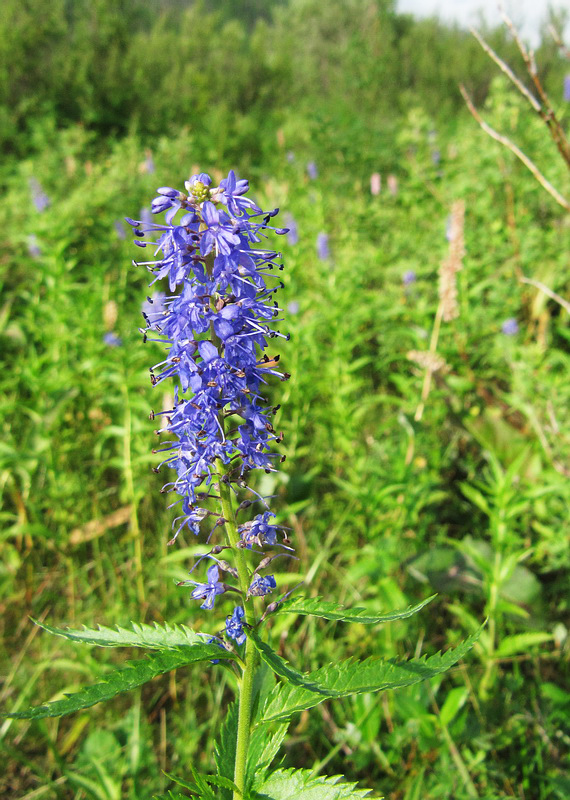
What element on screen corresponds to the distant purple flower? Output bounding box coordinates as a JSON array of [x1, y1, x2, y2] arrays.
[[316, 232, 330, 260], [288, 301, 300, 315], [27, 235, 41, 258], [501, 318, 518, 336], [248, 574, 276, 597], [139, 207, 153, 233], [114, 220, 126, 240], [307, 161, 318, 180], [286, 151, 295, 164], [29, 178, 50, 212], [285, 214, 298, 245], [403, 270, 416, 286], [226, 606, 246, 645], [431, 149, 441, 165], [145, 151, 155, 173], [564, 75, 570, 102], [103, 332, 122, 347]]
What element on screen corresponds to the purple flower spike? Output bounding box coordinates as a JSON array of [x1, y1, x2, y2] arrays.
[[501, 318, 519, 336], [307, 161, 318, 180], [29, 178, 50, 212], [132, 165, 295, 628], [403, 270, 416, 286], [104, 332, 122, 347], [285, 214, 298, 246], [316, 232, 330, 261], [564, 75, 570, 103]]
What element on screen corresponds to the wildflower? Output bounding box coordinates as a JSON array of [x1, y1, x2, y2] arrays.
[[387, 174, 398, 196], [403, 270, 416, 286], [130, 168, 291, 615], [248, 574, 277, 597], [501, 318, 518, 335], [564, 75, 570, 102], [226, 606, 246, 645], [431, 149, 441, 165], [27, 235, 41, 258], [307, 161, 318, 180], [114, 220, 127, 240], [103, 332, 122, 347], [286, 151, 295, 164], [370, 173, 381, 196], [145, 150, 155, 173], [316, 232, 330, 260], [29, 178, 50, 212], [287, 301, 300, 315], [285, 214, 298, 245], [189, 564, 226, 610]]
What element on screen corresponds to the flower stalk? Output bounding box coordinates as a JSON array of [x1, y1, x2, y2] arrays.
[[130, 168, 291, 792]]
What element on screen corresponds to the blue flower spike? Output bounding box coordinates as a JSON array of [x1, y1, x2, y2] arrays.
[[132, 168, 293, 637]]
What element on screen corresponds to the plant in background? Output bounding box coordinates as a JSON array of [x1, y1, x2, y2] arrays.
[[3, 169, 480, 799]]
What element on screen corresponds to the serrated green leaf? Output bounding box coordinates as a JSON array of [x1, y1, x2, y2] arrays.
[[247, 721, 289, 792], [252, 767, 371, 799], [271, 595, 435, 624], [34, 619, 207, 650], [214, 700, 239, 796], [165, 769, 237, 796], [260, 628, 482, 723], [247, 629, 329, 694], [3, 645, 234, 720]]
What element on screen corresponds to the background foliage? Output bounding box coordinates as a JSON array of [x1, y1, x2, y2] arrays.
[[1, 1, 569, 798]]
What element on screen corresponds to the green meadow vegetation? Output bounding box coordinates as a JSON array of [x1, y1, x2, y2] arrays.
[[1, 0, 569, 798]]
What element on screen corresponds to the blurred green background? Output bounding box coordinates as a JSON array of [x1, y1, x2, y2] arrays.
[[1, 1, 569, 798]]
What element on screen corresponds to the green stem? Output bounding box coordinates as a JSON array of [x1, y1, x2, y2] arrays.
[[218, 461, 257, 799]]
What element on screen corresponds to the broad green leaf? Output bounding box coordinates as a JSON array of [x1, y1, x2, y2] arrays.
[[439, 686, 468, 727], [495, 632, 553, 658], [35, 619, 207, 650], [260, 628, 482, 722], [252, 767, 371, 799], [247, 629, 329, 694], [271, 595, 435, 624], [3, 645, 234, 720]]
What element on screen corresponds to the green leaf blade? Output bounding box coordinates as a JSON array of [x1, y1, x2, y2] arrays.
[[271, 595, 435, 624], [3, 645, 234, 720], [253, 767, 371, 799], [34, 619, 208, 650], [260, 628, 482, 723]]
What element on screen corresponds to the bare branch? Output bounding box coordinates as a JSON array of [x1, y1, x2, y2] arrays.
[[459, 84, 570, 211], [469, 26, 541, 112]]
